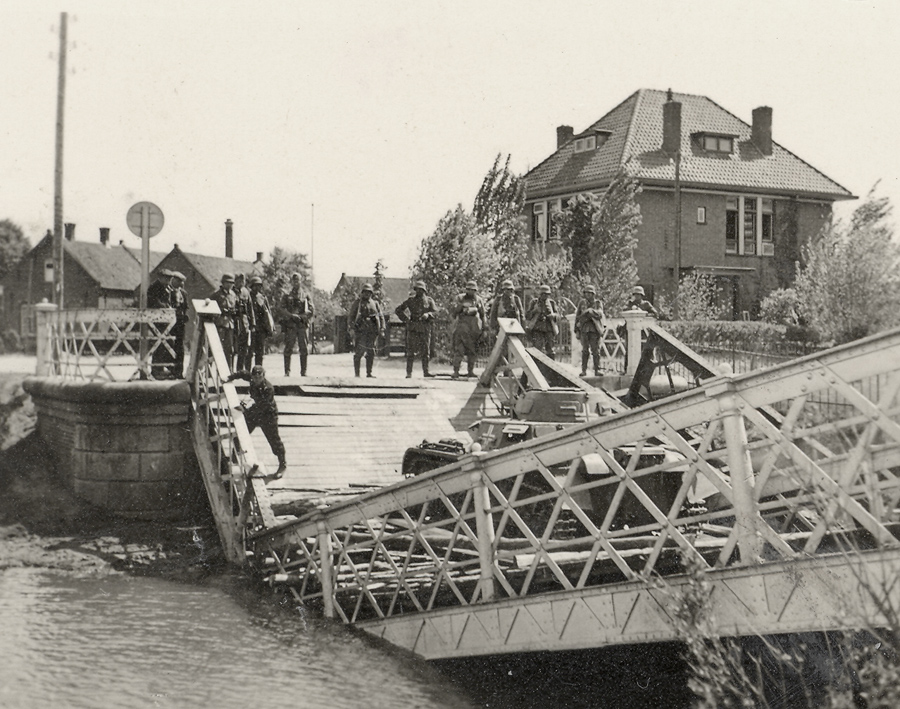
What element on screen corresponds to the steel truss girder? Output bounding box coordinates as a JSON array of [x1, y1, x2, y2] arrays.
[[360, 548, 900, 660]]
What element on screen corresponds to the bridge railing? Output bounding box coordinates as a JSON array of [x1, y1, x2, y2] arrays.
[[254, 326, 900, 624], [34, 302, 178, 381], [187, 300, 275, 564]]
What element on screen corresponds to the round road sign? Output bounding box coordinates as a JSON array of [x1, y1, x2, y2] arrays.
[[126, 201, 165, 237]]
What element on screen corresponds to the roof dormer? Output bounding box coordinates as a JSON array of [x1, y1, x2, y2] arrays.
[[693, 132, 736, 154], [572, 129, 612, 154]]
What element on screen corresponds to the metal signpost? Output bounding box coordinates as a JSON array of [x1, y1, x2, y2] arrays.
[[126, 201, 164, 377]]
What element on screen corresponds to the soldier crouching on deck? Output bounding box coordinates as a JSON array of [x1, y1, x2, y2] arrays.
[[227, 365, 287, 479]]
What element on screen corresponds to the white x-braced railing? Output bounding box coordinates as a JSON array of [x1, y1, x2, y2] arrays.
[[188, 301, 275, 563], [35, 305, 178, 381], [253, 326, 900, 624]]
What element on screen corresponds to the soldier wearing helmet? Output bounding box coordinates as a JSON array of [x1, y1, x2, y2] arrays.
[[450, 280, 486, 379], [628, 285, 658, 317], [233, 273, 253, 371], [575, 283, 605, 377], [525, 284, 560, 358], [248, 275, 274, 367], [394, 280, 437, 378], [279, 271, 314, 376], [348, 283, 386, 378], [210, 273, 238, 368], [488, 279, 524, 333]]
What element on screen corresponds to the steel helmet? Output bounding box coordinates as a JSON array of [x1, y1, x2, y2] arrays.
[[539, 284, 551, 294]]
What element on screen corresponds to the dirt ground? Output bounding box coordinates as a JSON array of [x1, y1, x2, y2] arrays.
[[0, 372, 223, 579]]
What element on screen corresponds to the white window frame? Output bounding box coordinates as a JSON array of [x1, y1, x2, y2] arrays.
[[697, 206, 707, 224], [726, 196, 775, 256], [532, 202, 547, 241]]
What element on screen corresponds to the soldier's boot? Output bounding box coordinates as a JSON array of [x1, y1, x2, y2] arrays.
[[406, 359, 414, 379], [299, 352, 308, 377], [452, 368, 460, 380], [283, 354, 291, 377], [466, 356, 476, 377], [354, 357, 361, 377], [274, 457, 287, 479]]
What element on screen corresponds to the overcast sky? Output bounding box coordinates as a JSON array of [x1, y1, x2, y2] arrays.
[[3, 0, 898, 290]]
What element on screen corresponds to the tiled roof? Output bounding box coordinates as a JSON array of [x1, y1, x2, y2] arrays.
[[334, 275, 412, 306], [525, 89, 854, 200], [179, 250, 262, 289], [64, 241, 167, 291]]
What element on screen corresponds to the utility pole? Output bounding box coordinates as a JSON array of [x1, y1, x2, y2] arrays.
[[310, 202, 315, 288], [674, 145, 682, 287], [53, 12, 68, 307]]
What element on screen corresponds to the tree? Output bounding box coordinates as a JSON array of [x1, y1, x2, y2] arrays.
[[0, 219, 30, 281], [473, 153, 529, 284], [554, 166, 642, 314], [412, 205, 500, 311], [794, 186, 899, 344]]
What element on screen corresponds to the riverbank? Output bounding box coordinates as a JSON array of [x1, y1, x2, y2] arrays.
[[0, 372, 221, 580]]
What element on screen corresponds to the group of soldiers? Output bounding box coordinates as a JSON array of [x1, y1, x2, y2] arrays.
[[209, 272, 280, 373], [346, 278, 658, 380]]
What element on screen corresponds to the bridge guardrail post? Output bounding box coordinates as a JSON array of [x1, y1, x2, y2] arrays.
[[316, 514, 335, 619], [623, 309, 654, 375], [707, 375, 764, 564], [466, 454, 495, 602], [33, 301, 59, 376]]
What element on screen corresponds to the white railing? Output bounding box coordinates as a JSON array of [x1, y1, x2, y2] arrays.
[[251, 326, 900, 624], [34, 303, 178, 381]]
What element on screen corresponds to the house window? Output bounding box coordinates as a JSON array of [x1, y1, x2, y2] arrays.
[[725, 196, 777, 256], [574, 139, 585, 152], [761, 199, 774, 255], [697, 206, 707, 224], [44, 260, 54, 283], [743, 198, 757, 255], [585, 136, 596, 150], [532, 202, 547, 241], [725, 198, 738, 254], [549, 199, 563, 241], [701, 135, 734, 153]]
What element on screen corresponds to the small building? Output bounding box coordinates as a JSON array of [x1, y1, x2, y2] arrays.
[[523, 89, 855, 318], [0, 227, 166, 346]]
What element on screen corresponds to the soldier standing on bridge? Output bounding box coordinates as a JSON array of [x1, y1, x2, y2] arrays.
[[280, 272, 314, 377], [489, 279, 524, 333], [348, 283, 385, 378], [575, 284, 605, 377], [248, 276, 274, 367], [228, 365, 286, 479], [525, 284, 560, 359], [211, 273, 238, 371], [169, 271, 188, 378], [395, 280, 437, 378], [233, 273, 253, 372], [450, 280, 485, 379]]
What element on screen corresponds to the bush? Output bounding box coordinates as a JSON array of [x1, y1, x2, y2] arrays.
[[3, 329, 22, 353], [759, 288, 801, 327]]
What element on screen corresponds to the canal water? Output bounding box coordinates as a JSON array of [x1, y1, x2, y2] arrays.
[[0, 566, 691, 709]]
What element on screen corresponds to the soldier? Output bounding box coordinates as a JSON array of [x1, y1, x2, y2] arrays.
[[169, 271, 188, 378], [248, 276, 274, 367], [348, 283, 385, 378], [227, 365, 286, 479], [525, 284, 560, 359], [146, 269, 176, 378], [394, 280, 437, 378], [489, 279, 524, 332], [210, 273, 238, 369], [575, 284, 605, 377], [279, 272, 314, 377], [450, 280, 485, 379], [628, 285, 659, 317], [234, 273, 253, 372]]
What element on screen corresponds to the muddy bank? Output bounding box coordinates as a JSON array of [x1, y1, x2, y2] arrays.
[[0, 373, 222, 580]]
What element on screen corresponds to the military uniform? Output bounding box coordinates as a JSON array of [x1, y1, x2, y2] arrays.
[[170, 277, 188, 378], [248, 278, 274, 367], [228, 367, 286, 477], [394, 284, 437, 377], [525, 287, 560, 359], [489, 286, 524, 331], [348, 286, 385, 377], [280, 287, 314, 376], [575, 289, 604, 376], [234, 277, 253, 372], [451, 285, 485, 378], [211, 279, 238, 369]]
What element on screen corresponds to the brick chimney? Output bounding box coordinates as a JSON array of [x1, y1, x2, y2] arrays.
[[752, 106, 773, 156], [64, 223, 75, 241], [662, 89, 682, 155], [556, 125, 574, 149], [225, 219, 233, 258], [99, 227, 110, 246], [255, 251, 264, 263]]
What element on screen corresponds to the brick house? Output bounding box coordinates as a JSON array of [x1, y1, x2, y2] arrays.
[[0, 227, 166, 345], [523, 89, 855, 318]]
